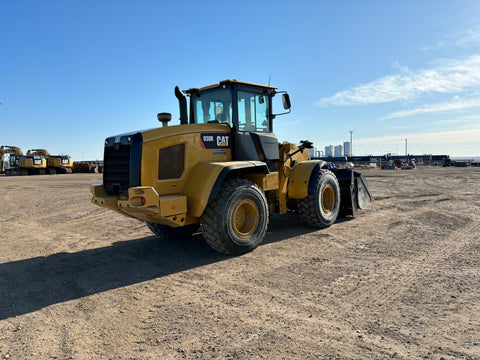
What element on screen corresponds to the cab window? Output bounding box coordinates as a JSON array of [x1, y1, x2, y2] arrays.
[[238, 91, 270, 132], [193, 89, 233, 126]]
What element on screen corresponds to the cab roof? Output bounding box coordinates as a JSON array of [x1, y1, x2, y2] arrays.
[[186, 79, 277, 94]]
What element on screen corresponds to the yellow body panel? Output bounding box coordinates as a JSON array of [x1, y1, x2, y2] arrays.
[[287, 161, 321, 199], [91, 184, 189, 226], [248, 172, 279, 191], [140, 123, 232, 197], [19, 157, 47, 168], [183, 161, 266, 217], [48, 157, 73, 168], [91, 184, 128, 212]]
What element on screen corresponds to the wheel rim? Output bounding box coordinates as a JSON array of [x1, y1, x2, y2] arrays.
[[321, 184, 335, 213], [232, 199, 259, 238]]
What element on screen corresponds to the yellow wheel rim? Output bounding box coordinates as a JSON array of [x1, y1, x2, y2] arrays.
[[232, 199, 259, 238], [321, 184, 335, 213]]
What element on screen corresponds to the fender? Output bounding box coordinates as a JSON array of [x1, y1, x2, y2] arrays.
[[183, 161, 269, 217], [288, 160, 326, 199]]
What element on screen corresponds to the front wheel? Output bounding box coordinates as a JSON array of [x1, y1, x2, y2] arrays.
[[202, 178, 269, 255], [297, 170, 340, 228]]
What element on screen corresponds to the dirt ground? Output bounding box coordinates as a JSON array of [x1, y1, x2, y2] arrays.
[[0, 167, 479, 359]]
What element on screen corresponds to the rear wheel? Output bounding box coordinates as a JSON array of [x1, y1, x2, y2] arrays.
[[202, 178, 269, 255], [297, 170, 340, 228], [146, 222, 199, 240]]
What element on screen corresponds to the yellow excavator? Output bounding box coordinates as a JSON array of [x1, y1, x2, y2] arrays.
[[44, 150, 73, 174], [17, 149, 49, 175], [1, 146, 25, 175], [91, 80, 371, 255], [3, 148, 73, 175]]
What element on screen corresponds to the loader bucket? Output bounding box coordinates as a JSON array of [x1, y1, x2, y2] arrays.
[[333, 169, 372, 217], [355, 172, 371, 210]]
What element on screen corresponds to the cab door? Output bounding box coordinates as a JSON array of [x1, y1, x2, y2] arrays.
[[233, 90, 279, 162]]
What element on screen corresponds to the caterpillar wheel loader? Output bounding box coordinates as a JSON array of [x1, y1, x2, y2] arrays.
[[91, 80, 371, 255]]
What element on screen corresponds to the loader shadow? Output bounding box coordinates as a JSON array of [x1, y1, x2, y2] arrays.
[[0, 234, 224, 320], [0, 212, 347, 320]]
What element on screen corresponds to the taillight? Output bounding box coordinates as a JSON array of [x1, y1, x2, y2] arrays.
[[141, 197, 146, 206]]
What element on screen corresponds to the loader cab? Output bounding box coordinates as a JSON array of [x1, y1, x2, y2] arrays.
[[186, 80, 290, 162]]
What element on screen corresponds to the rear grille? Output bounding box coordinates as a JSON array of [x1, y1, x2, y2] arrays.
[[103, 133, 142, 195], [104, 145, 130, 194]]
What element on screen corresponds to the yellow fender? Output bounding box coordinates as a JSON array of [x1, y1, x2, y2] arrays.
[[183, 161, 268, 217], [288, 160, 326, 199]]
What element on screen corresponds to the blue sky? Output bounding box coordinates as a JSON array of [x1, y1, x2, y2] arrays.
[[1, 0, 480, 160]]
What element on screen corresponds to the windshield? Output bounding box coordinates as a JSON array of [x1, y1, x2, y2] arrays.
[[192, 88, 233, 126]]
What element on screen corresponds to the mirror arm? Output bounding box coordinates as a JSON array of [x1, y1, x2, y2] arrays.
[[272, 108, 291, 117]]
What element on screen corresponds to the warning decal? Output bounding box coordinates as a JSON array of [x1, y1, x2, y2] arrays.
[[200, 133, 231, 149]]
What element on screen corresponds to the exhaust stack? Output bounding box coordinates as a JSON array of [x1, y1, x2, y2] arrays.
[[175, 86, 188, 125]]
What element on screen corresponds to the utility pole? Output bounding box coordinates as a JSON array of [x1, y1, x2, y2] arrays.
[[349, 130, 353, 156]]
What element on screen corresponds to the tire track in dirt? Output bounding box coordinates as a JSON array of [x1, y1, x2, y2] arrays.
[[3, 209, 110, 226], [338, 214, 479, 303], [338, 217, 480, 357]]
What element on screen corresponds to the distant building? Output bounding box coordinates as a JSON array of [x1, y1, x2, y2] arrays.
[[325, 145, 334, 157], [334, 144, 343, 157], [343, 141, 351, 156], [311, 147, 324, 157]]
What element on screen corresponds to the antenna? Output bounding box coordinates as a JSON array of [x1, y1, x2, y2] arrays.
[[268, 74, 271, 86]]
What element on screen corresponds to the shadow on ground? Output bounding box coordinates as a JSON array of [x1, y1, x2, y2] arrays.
[[0, 212, 346, 319]]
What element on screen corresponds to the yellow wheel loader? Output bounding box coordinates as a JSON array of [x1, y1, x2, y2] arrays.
[[91, 80, 371, 255]]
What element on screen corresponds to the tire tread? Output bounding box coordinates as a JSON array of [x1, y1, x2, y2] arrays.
[[297, 169, 339, 228], [202, 178, 268, 255]]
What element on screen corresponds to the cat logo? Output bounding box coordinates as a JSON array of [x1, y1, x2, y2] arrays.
[[217, 135, 229, 147], [200, 133, 231, 149]]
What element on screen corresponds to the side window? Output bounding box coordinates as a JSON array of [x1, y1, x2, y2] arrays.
[[238, 91, 270, 132]]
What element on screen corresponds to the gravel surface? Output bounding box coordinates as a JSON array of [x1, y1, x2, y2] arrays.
[[0, 167, 479, 359]]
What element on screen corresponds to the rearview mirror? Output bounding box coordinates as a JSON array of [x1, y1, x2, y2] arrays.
[[282, 93, 291, 110]]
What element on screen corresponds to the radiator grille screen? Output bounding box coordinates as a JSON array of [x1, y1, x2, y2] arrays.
[[103, 144, 130, 195], [158, 144, 185, 180]]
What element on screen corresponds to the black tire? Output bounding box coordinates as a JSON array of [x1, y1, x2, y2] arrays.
[[297, 170, 340, 228], [202, 178, 269, 255], [146, 222, 199, 240]]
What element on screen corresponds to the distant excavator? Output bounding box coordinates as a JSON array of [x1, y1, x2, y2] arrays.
[[1, 146, 24, 175], [1, 146, 73, 175], [28, 149, 73, 174]]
